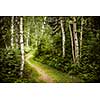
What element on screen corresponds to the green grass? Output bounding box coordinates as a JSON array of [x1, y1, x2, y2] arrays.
[[29, 56, 84, 83]]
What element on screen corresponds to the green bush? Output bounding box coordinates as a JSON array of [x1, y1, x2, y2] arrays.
[[0, 48, 20, 82]]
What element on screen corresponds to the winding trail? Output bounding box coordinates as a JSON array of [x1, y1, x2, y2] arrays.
[[25, 53, 82, 83], [25, 54, 54, 83]]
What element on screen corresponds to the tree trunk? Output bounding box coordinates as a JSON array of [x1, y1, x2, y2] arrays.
[[41, 17, 46, 36], [26, 28, 30, 47], [80, 16, 83, 59], [60, 17, 66, 58], [11, 16, 14, 48], [35, 26, 38, 48], [69, 22, 75, 63], [73, 16, 79, 64], [20, 17, 24, 77], [15, 16, 19, 49], [16, 32, 19, 48], [33, 17, 38, 48]]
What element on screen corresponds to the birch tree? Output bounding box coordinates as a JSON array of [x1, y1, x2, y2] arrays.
[[11, 16, 14, 48], [20, 16, 24, 77], [69, 21, 75, 63], [73, 16, 79, 64], [80, 16, 83, 59], [60, 17, 66, 58], [26, 17, 31, 47], [15, 16, 19, 49]]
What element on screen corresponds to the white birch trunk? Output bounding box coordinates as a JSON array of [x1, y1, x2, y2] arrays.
[[20, 17, 24, 77], [11, 16, 14, 48], [73, 16, 79, 64], [80, 16, 83, 59], [69, 22, 75, 63], [60, 17, 65, 58]]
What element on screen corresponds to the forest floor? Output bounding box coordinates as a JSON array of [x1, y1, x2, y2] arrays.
[[25, 53, 83, 83]]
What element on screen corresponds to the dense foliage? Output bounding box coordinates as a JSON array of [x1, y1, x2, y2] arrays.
[[0, 48, 20, 82], [33, 16, 100, 82], [0, 16, 100, 82]]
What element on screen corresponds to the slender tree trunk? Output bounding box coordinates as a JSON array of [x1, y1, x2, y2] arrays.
[[80, 16, 83, 59], [38, 17, 47, 49], [15, 16, 19, 49], [60, 17, 66, 58], [20, 17, 24, 77], [11, 16, 14, 48], [41, 17, 46, 36], [73, 16, 79, 64], [35, 26, 38, 47], [69, 22, 75, 63], [16, 32, 19, 48], [34, 17, 38, 48], [26, 28, 30, 47]]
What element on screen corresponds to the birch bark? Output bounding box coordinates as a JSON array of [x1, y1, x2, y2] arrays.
[[60, 17, 66, 58], [80, 16, 83, 59], [73, 16, 79, 64], [69, 22, 75, 63], [20, 17, 24, 77]]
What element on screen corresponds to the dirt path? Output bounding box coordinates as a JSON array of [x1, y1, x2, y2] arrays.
[[25, 54, 54, 83]]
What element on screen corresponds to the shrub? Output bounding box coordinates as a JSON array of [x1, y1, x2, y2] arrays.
[[0, 48, 20, 82]]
